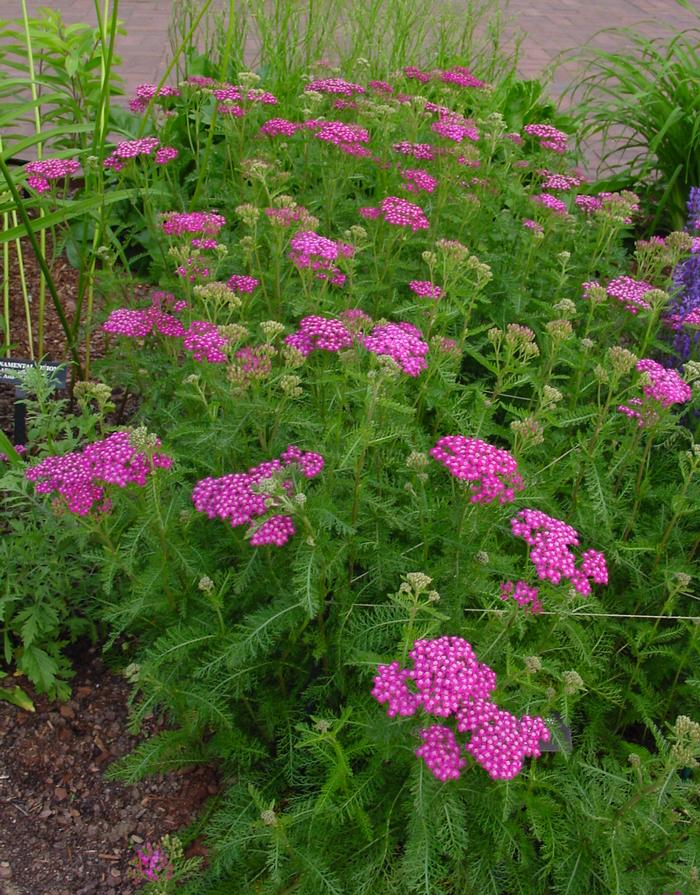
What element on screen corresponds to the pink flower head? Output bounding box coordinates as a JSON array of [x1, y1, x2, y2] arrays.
[[227, 274, 260, 294], [371, 661, 420, 717], [24, 157, 81, 193], [500, 580, 542, 614], [510, 508, 608, 596], [133, 843, 174, 883], [369, 80, 394, 94], [373, 636, 550, 781], [575, 194, 604, 213], [523, 218, 544, 233], [288, 230, 354, 285], [363, 321, 429, 376], [400, 168, 437, 194], [605, 275, 654, 315], [183, 320, 229, 363], [104, 137, 160, 171], [102, 292, 186, 339], [192, 446, 322, 547], [25, 432, 172, 516], [260, 117, 300, 137], [618, 358, 692, 425], [465, 708, 549, 780], [306, 77, 365, 96], [431, 119, 480, 142], [430, 436, 524, 504], [311, 120, 369, 146], [523, 123, 568, 154], [416, 726, 467, 781], [249, 514, 296, 546], [213, 84, 242, 103], [403, 65, 432, 83], [439, 66, 486, 89], [532, 192, 569, 216], [392, 142, 436, 161], [284, 315, 354, 356], [154, 146, 178, 165], [234, 345, 273, 378], [161, 210, 226, 237], [175, 258, 210, 282], [409, 279, 443, 300], [128, 83, 180, 113], [540, 171, 581, 191], [360, 196, 430, 232]]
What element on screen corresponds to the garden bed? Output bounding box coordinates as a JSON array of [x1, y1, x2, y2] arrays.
[[0, 646, 218, 895]]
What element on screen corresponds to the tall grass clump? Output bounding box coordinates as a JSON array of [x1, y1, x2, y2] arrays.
[[565, 0, 700, 233]]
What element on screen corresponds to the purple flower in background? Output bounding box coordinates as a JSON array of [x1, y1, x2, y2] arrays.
[[665, 187, 700, 361]]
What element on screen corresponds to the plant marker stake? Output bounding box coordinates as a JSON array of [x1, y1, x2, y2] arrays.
[[0, 359, 67, 444]]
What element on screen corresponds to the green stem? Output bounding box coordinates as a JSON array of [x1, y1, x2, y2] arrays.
[[621, 432, 654, 541], [20, 0, 46, 357], [0, 157, 83, 377]]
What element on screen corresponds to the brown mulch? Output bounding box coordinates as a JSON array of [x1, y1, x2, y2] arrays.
[[0, 648, 219, 895]]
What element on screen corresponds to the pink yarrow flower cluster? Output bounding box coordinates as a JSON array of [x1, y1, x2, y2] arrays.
[[227, 274, 260, 294], [132, 843, 174, 883], [260, 117, 300, 137], [183, 320, 229, 363], [192, 445, 323, 547], [363, 321, 429, 376], [128, 82, 180, 113], [285, 315, 354, 356], [439, 65, 486, 89], [430, 436, 524, 504], [104, 137, 177, 172], [25, 157, 81, 194], [431, 117, 480, 143], [392, 141, 437, 161], [372, 636, 550, 781], [307, 120, 371, 157], [532, 192, 569, 216], [161, 210, 226, 238], [359, 196, 430, 231], [523, 123, 568, 153], [500, 580, 542, 614], [540, 171, 582, 191], [511, 508, 608, 596], [606, 275, 654, 315], [400, 168, 437, 194], [618, 359, 692, 426], [305, 77, 365, 96], [288, 230, 354, 286], [102, 291, 187, 339], [26, 432, 172, 515], [409, 279, 443, 300]]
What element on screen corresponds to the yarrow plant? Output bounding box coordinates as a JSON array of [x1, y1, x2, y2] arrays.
[[25, 431, 172, 515], [192, 445, 323, 546], [510, 509, 608, 596], [24, 157, 81, 193], [372, 636, 550, 781], [5, 45, 700, 895], [430, 436, 524, 503], [618, 358, 693, 425], [359, 196, 430, 231]]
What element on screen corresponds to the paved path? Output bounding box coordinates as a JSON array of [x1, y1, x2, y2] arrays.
[[1, 0, 698, 102]]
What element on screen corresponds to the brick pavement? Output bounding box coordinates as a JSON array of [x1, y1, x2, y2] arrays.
[[1, 0, 698, 102]]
